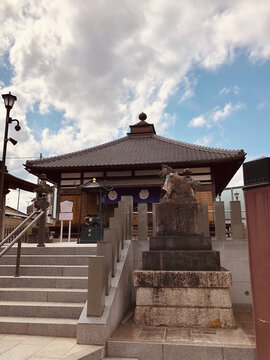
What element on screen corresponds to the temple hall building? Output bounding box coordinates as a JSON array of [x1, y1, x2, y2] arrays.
[[25, 113, 245, 236]]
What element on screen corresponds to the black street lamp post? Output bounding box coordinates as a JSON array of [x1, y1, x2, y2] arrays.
[[0, 92, 20, 239]]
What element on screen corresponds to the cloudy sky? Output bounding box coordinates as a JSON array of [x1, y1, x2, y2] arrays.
[[1, 0, 270, 211]]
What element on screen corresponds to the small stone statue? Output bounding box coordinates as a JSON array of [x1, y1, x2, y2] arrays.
[[34, 174, 52, 210], [159, 164, 199, 200]]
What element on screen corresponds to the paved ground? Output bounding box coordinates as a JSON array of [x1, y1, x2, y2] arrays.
[[0, 334, 102, 360], [110, 305, 255, 348], [10, 242, 96, 248], [0, 307, 255, 360]]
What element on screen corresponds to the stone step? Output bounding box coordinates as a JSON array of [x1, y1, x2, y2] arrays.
[[103, 358, 139, 360], [142, 250, 221, 271], [0, 316, 77, 337], [0, 275, 88, 289], [0, 265, 88, 277], [149, 234, 212, 251], [0, 301, 84, 319], [0, 255, 91, 265], [65, 344, 105, 360], [107, 339, 256, 360], [4, 244, 96, 256], [107, 339, 161, 360], [0, 287, 87, 302]]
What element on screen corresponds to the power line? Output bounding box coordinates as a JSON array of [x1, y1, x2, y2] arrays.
[[6, 157, 40, 159]]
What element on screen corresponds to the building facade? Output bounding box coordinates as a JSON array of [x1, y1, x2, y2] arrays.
[[25, 113, 245, 235]]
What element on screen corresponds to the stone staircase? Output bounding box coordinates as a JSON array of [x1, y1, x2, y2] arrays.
[[0, 243, 96, 338], [103, 358, 138, 360]]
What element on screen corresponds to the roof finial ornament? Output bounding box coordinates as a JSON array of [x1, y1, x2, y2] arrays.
[[138, 112, 147, 121]]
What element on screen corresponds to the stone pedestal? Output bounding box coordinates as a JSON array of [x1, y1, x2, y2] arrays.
[[156, 198, 204, 236], [134, 199, 235, 328], [134, 269, 235, 328]]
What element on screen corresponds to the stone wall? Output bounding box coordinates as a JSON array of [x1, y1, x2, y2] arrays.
[[212, 239, 252, 305]]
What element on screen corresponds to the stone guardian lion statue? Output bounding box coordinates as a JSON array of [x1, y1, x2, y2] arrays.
[[159, 164, 199, 200]]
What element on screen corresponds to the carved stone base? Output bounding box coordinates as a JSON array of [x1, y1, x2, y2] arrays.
[[156, 199, 204, 236], [134, 269, 232, 288], [136, 287, 233, 308], [134, 196, 236, 329], [134, 270, 236, 329], [134, 305, 236, 328]]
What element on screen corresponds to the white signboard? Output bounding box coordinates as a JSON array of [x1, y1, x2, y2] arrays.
[[60, 200, 73, 213], [59, 201, 74, 242], [59, 212, 73, 221]]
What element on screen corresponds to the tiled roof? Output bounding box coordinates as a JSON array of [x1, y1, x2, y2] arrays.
[[5, 172, 36, 192], [25, 134, 245, 169]]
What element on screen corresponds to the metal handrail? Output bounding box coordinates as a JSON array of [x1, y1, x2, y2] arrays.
[[0, 210, 44, 277], [0, 209, 39, 247]]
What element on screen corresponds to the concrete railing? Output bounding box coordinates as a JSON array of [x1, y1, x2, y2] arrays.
[[135, 200, 246, 241], [86, 196, 133, 317], [77, 196, 134, 345], [214, 201, 246, 240]]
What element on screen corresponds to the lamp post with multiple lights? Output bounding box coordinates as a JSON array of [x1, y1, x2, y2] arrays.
[[0, 92, 21, 238]]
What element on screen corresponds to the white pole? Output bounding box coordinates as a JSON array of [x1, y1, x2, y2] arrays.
[[68, 220, 71, 242], [60, 220, 63, 242]]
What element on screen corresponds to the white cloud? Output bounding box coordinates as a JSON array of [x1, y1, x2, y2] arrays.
[[0, 0, 269, 184], [233, 85, 240, 94], [212, 102, 244, 123], [220, 87, 230, 95], [257, 102, 266, 110], [180, 88, 194, 102], [179, 75, 198, 102], [219, 85, 240, 95], [195, 135, 213, 146], [213, 103, 233, 122], [188, 116, 206, 128], [188, 102, 244, 129]]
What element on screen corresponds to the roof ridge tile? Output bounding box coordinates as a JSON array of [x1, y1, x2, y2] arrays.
[[153, 135, 244, 154], [27, 136, 129, 165], [25, 133, 246, 171]]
